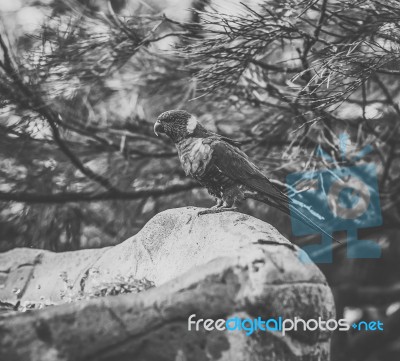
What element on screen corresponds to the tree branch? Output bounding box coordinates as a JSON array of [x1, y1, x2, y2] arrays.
[[0, 34, 122, 193], [0, 181, 200, 204]]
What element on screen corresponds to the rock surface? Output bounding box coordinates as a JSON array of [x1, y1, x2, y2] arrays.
[[0, 207, 335, 361]]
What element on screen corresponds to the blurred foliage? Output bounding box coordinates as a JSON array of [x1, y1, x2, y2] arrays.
[[1, 0, 400, 359]]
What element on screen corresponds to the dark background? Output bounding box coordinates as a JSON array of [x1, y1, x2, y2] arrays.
[[0, 0, 399, 360]]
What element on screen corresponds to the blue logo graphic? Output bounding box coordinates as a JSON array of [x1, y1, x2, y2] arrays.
[[286, 134, 382, 263]]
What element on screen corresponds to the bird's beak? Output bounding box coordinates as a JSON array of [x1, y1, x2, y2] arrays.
[[154, 120, 164, 137]]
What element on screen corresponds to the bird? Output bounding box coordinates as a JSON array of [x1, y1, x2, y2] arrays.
[[154, 109, 338, 242]]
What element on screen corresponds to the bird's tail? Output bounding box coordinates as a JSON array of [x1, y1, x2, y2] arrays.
[[246, 191, 340, 244]]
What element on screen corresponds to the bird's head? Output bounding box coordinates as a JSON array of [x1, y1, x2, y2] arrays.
[[154, 110, 199, 143]]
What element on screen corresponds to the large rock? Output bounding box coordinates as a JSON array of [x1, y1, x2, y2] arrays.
[[0, 207, 335, 361]]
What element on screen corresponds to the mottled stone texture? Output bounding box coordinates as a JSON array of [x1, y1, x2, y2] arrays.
[[0, 207, 335, 361]]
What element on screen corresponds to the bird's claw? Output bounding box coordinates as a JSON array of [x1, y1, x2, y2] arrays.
[[198, 207, 238, 216]]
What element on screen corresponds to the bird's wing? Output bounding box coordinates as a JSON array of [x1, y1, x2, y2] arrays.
[[211, 140, 340, 243], [205, 130, 242, 148], [217, 135, 242, 148], [211, 141, 287, 202]]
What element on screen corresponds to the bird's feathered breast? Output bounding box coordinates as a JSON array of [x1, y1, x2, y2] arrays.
[[176, 137, 214, 177]]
